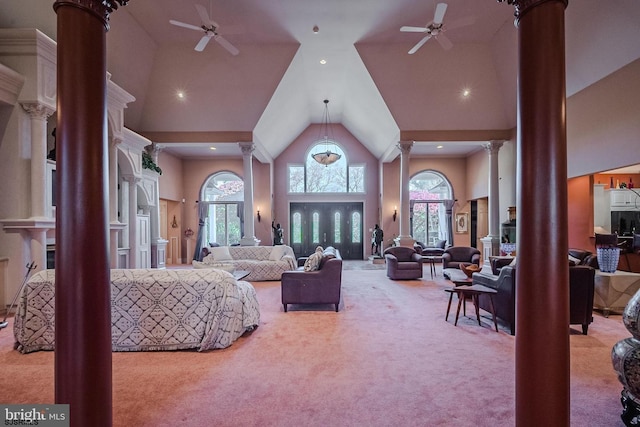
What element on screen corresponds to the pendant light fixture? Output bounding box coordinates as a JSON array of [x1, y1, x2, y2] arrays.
[[312, 99, 342, 166]]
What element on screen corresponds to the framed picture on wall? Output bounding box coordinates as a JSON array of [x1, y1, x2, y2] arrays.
[[455, 213, 468, 233]]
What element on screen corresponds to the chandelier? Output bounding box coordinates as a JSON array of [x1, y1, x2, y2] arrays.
[[312, 99, 342, 166]]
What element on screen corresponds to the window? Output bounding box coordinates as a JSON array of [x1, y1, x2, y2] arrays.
[[351, 211, 361, 243], [334, 212, 341, 243], [287, 142, 364, 194], [410, 171, 453, 246], [312, 212, 320, 243], [200, 172, 244, 246], [292, 212, 302, 244]]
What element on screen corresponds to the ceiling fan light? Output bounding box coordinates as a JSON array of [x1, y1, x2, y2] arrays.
[[312, 151, 341, 166]]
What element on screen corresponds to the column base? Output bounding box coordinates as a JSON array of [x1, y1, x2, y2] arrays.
[[240, 237, 261, 246], [480, 235, 501, 267], [394, 235, 415, 248]]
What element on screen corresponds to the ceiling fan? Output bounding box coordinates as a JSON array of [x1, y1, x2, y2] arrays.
[[400, 2, 475, 55], [169, 3, 239, 55]]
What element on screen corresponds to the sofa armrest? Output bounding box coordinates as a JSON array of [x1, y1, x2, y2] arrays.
[[297, 256, 308, 267], [384, 253, 399, 267], [410, 253, 423, 263], [471, 253, 481, 265]]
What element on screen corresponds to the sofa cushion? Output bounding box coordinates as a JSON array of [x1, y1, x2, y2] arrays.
[[269, 245, 287, 261], [304, 252, 323, 271], [210, 246, 233, 261]]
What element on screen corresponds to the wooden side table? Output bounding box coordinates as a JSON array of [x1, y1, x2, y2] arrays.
[[422, 255, 443, 279], [445, 284, 499, 332]]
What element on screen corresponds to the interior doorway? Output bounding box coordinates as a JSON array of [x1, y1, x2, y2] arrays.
[[289, 202, 363, 260]]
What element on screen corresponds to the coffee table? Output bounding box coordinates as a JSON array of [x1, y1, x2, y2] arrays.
[[445, 284, 499, 332], [232, 270, 250, 281]]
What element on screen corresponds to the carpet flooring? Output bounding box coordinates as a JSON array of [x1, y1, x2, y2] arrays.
[[0, 265, 630, 426]]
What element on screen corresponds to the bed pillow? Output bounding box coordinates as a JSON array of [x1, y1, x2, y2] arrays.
[[210, 246, 233, 261], [269, 245, 287, 261]]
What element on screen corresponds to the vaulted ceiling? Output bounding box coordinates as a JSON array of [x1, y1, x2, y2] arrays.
[[1, 0, 640, 162]]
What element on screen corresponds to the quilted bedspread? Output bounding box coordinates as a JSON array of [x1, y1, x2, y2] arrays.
[[13, 268, 260, 353]]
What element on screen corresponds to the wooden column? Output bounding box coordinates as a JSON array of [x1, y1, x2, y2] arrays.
[[500, 0, 570, 425], [53, 1, 128, 426]]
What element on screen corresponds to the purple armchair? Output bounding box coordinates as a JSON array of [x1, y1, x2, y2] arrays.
[[384, 246, 423, 280], [281, 248, 342, 312], [442, 246, 481, 270]]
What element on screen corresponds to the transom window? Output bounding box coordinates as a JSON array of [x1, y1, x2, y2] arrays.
[[288, 142, 364, 193]]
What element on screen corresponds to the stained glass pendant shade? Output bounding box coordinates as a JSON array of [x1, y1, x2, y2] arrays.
[[312, 99, 342, 166]]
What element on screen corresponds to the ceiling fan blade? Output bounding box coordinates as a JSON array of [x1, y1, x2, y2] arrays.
[[195, 3, 216, 28], [436, 34, 453, 50], [446, 16, 476, 31], [408, 35, 431, 55], [434, 3, 448, 25], [400, 26, 428, 33], [214, 35, 239, 56], [194, 35, 212, 52], [170, 20, 203, 32]]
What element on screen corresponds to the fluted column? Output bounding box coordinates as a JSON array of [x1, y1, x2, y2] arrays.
[[239, 142, 260, 246], [109, 136, 122, 268], [22, 103, 55, 219], [499, 0, 570, 425], [395, 140, 414, 247], [122, 174, 140, 268], [53, 1, 129, 425], [480, 140, 504, 263]]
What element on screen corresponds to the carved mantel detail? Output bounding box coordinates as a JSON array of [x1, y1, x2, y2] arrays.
[[497, 0, 568, 22]]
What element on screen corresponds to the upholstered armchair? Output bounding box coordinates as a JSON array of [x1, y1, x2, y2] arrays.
[[384, 246, 423, 280], [441, 246, 481, 270]]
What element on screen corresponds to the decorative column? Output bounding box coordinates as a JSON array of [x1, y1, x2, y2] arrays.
[[239, 142, 260, 246], [499, 0, 570, 425], [480, 140, 504, 264], [119, 175, 130, 267], [53, 1, 129, 426], [122, 174, 140, 268], [146, 143, 167, 268], [109, 136, 123, 268], [394, 140, 414, 247]]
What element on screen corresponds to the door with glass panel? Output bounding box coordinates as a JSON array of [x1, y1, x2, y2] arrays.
[[290, 202, 363, 260]]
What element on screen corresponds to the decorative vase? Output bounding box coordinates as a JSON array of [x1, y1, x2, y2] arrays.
[[597, 247, 620, 273]]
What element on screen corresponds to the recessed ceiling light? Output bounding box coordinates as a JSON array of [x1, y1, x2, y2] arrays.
[[320, 59, 327, 65], [437, 145, 444, 149], [209, 146, 216, 151], [461, 88, 471, 98], [176, 90, 186, 100]]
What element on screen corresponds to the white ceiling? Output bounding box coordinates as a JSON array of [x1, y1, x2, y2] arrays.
[[1, 0, 640, 163]]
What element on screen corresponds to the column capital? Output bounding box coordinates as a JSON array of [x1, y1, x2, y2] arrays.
[[497, 0, 568, 23], [483, 140, 504, 155], [396, 140, 414, 156], [110, 136, 123, 149], [238, 142, 255, 156], [21, 103, 55, 120], [121, 174, 140, 185], [53, 1, 129, 30]]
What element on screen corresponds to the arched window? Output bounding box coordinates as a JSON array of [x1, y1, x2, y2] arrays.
[[312, 211, 320, 243], [292, 212, 302, 244], [351, 211, 361, 243], [410, 170, 453, 247], [334, 211, 341, 243], [200, 172, 244, 246], [288, 142, 365, 193]]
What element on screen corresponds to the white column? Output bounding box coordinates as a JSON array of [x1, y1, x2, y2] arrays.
[[480, 140, 504, 263], [395, 140, 415, 247], [239, 142, 260, 246], [22, 103, 55, 219], [109, 137, 123, 268], [123, 175, 139, 268]]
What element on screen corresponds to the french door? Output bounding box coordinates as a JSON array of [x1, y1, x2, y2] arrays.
[[290, 202, 363, 260]]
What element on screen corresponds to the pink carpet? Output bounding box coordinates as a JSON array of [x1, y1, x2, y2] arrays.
[[0, 266, 630, 426]]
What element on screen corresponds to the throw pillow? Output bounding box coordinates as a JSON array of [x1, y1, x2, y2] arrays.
[[509, 256, 517, 266], [269, 245, 287, 261], [303, 247, 324, 272], [210, 246, 233, 261]]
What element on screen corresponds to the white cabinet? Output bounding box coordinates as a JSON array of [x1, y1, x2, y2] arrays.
[[610, 189, 639, 209]]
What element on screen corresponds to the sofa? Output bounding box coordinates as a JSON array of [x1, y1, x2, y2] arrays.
[[384, 246, 423, 280], [281, 246, 343, 312], [442, 246, 481, 270], [472, 265, 595, 335], [14, 268, 261, 353], [193, 245, 297, 281], [414, 239, 447, 256]]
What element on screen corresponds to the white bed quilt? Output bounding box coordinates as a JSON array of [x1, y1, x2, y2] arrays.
[[13, 269, 260, 353]]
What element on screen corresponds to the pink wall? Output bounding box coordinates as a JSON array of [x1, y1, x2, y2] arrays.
[[567, 175, 594, 252], [158, 151, 183, 202], [273, 123, 379, 255]]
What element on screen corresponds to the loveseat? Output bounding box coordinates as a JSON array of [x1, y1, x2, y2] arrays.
[[281, 246, 343, 312], [193, 245, 297, 281], [14, 269, 261, 353], [472, 265, 595, 335], [442, 246, 481, 270]]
